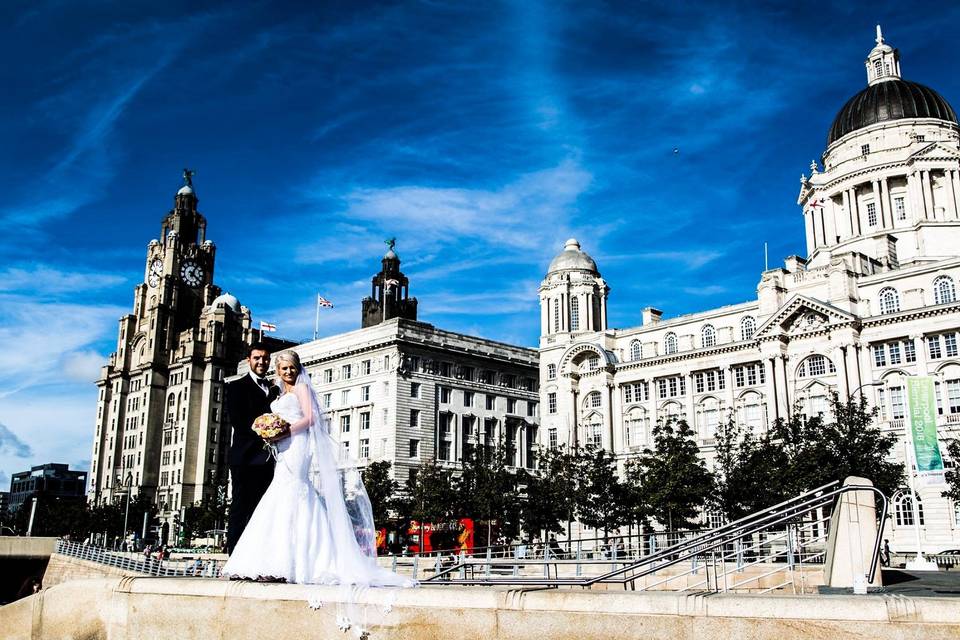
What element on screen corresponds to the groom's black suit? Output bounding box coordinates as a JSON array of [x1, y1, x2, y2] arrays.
[[225, 372, 280, 554]]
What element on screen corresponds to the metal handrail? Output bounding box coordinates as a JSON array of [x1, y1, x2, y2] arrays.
[[424, 482, 888, 589]]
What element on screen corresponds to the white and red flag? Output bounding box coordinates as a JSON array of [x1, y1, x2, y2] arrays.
[[317, 295, 334, 308], [259, 321, 277, 333]]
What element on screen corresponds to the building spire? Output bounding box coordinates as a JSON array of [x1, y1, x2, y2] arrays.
[[865, 25, 901, 86]]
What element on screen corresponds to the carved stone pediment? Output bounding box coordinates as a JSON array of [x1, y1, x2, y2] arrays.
[[754, 295, 858, 340]]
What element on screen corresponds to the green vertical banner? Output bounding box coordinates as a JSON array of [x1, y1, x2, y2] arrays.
[[907, 377, 944, 478]]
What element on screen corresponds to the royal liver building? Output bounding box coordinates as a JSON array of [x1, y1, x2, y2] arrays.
[[538, 29, 960, 553]]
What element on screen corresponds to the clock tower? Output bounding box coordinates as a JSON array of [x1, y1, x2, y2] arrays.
[[88, 171, 260, 543]]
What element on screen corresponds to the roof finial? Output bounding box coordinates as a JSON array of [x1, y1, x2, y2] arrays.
[[182, 168, 195, 187], [876, 24, 883, 45]]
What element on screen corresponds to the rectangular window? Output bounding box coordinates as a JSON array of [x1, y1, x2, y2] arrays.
[[409, 439, 420, 458], [695, 373, 705, 394], [408, 356, 420, 372], [861, 143, 870, 155], [341, 416, 351, 433], [361, 360, 371, 375], [894, 196, 906, 221], [464, 391, 474, 407], [323, 369, 333, 383], [322, 393, 331, 408], [341, 364, 352, 380], [410, 409, 420, 428], [440, 362, 452, 377], [890, 386, 905, 420], [439, 439, 451, 461], [904, 339, 916, 363], [876, 388, 887, 421], [866, 202, 877, 227], [341, 389, 350, 405], [360, 412, 370, 430], [527, 401, 537, 417], [946, 333, 958, 357], [486, 394, 495, 410], [624, 385, 633, 404], [873, 345, 887, 368], [929, 335, 943, 360], [410, 382, 421, 398], [548, 392, 557, 414], [460, 366, 474, 381], [547, 364, 556, 380], [548, 428, 558, 448], [360, 439, 370, 458], [440, 387, 451, 403], [888, 342, 902, 365], [507, 398, 517, 413], [947, 380, 960, 415], [361, 385, 370, 402]]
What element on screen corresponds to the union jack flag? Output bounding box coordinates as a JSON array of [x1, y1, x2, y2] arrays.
[[317, 295, 334, 308]]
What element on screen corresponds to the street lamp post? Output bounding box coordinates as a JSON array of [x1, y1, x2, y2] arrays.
[[118, 472, 133, 549]]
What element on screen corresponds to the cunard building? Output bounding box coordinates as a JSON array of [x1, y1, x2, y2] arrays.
[[87, 174, 286, 537], [538, 29, 960, 553]]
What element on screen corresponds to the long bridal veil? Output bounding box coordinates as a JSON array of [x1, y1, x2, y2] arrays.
[[291, 364, 414, 587]]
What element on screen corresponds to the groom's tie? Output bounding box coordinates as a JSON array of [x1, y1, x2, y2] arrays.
[[256, 377, 270, 395]]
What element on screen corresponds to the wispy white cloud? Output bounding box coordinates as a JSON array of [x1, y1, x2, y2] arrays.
[[0, 266, 126, 294], [0, 422, 32, 458]]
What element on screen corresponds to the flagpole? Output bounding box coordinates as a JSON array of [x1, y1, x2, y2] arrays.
[[764, 242, 769, 271], [314, 293, 320, 341]]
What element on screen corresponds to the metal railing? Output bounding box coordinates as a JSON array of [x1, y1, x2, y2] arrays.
[[55, 540, 226, 578], [423, 481, 889, 592]]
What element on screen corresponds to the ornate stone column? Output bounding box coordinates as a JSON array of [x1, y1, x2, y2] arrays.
[[947, 170, 959, 220], [922, 170, 935, 219], [908, 171, 923, 221], [879, 178, 891, 228]]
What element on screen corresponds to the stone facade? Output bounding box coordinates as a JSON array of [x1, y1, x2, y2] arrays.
[[538, 30, 960, 553]]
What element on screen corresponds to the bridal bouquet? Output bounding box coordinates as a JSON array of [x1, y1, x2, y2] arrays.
[[252, 413, 289, 458]]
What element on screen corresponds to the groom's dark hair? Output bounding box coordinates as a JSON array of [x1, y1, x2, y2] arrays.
[[248, 341, 271, 356]]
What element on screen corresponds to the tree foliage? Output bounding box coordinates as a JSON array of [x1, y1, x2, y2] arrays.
[[636, 418, 714, 530], [454, 440, 523, 541], [576, 445, 626, 536], [362, 460, 398, 526], [941, 439, 960, 503], [522, 445, 580, 538]]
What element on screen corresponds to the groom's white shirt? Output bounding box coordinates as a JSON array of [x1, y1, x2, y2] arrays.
[[248, 371, 272, 395]]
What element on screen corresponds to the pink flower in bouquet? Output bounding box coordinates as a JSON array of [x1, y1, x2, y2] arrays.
[[252, 413, 289, 441]]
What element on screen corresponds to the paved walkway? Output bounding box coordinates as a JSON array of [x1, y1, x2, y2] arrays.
[[819, 569, 960, 597]]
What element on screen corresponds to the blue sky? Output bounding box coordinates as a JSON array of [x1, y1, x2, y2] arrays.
[[1, 0, 959, 489]]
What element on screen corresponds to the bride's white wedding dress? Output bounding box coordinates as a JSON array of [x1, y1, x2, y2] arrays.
[[223, 376, 413, 589]]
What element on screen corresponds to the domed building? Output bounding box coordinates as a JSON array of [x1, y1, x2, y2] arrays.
[[539, 28, 960, 556]]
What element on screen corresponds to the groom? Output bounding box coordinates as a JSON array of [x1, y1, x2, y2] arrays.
[[225, 342, 280, 554]]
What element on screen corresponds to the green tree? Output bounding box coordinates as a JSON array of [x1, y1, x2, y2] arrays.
[[521, 445, 580, 539], [770, 393, 904, 499], [576, 445, 627, 538], [362, 460, 397, 526], [393, 458, 457, 551], [455, 439, 523, 543], [941, 440, 960, 503], [637, 418, 714, 530], [710, 417, 790, 522], [183, 483, 229, 542]]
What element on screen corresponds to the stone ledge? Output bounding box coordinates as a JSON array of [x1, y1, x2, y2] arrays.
[[3, 577, 959, 640]]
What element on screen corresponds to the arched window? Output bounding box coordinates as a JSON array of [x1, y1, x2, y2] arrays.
[[740, 316, 756, 341], [878, 287, 900, 314], [934, 276, 956, 305], [166, 393, 176, 421], [570, 297, 580, 331], [664, 332, 678, 355], [701, 325, 716, 348], [697, 397, 720, 443], [624, 408, 649, 448], [797, 354, 836, 378], [894, 492, 924, 526], [586, 391, 602, 408], [553, 299, 560, 333], [630, 340, 642, 361]]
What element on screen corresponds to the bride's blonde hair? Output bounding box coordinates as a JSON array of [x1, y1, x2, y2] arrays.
[[275, 350, 302, 370]]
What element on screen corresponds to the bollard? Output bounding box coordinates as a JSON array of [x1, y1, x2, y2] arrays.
[[412, 554, 419, 580], [460, 551, 466, 580]]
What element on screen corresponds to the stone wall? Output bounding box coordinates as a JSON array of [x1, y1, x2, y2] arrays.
[[41, 554, 140, 588], [3, 576, 959, 640]]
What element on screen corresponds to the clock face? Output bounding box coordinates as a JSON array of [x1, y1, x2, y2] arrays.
[[148, 258, 163, 287], [180, 260, 205, 287]]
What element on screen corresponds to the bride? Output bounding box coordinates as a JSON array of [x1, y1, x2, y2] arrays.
[[223, 349, 414, 588]]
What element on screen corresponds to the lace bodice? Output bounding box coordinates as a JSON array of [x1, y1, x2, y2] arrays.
[[271, 393, 304, 424]]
